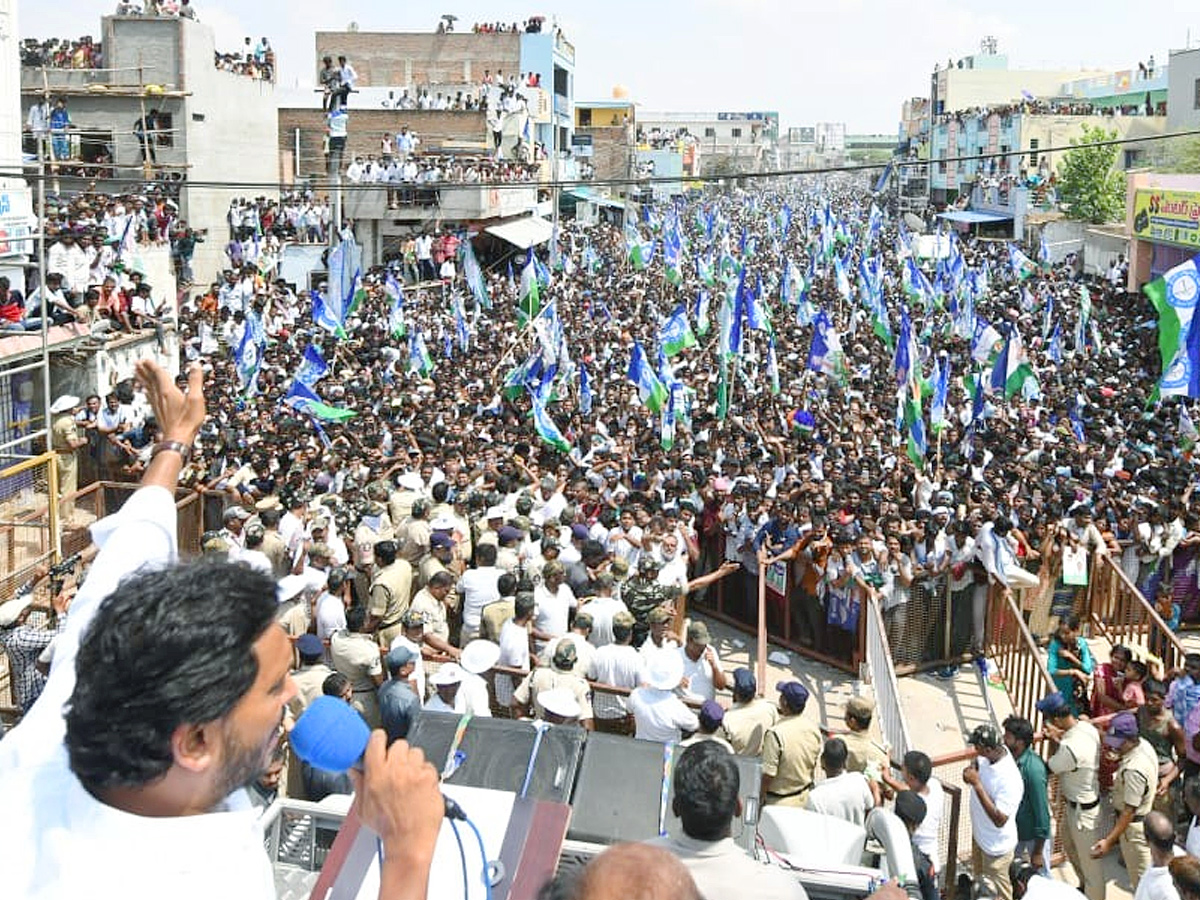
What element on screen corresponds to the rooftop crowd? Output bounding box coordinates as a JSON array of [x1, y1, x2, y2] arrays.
[[20, 36, 102, 69], [6, 172, 1200, 900]]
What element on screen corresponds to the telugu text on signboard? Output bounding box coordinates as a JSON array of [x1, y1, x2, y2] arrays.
[[1133, 189, 1200, 250]]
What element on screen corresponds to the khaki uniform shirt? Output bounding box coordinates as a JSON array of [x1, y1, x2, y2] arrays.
[[397, 518, 432, 567], [353, 516, 395, 569], [52, 414, 80, 490], [276, 600, 309, 637], [1048, 720, 1101, 805], [513, 667, 594, 721], [288, 663, 333, 719], [261, 530, 290, 579], [842, 728, 889, 782], [1114, 738, 1159, 816], [419, 556, 458, 611], [409, 587, 450, 641], [388, 488, 421, 527], [761, 714, 822, 805], [723, 697, 780, 756], [480, 599, 515, 642], [369, 559, 414, 631], [330, 630, 384, 727]]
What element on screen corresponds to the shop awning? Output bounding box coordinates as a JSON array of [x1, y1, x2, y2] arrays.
[[567, 187, 626, 209], [484, 216, 555, 249], [937, 210, 1013, 224]]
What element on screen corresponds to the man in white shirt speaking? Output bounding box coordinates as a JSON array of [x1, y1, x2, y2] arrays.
[[0, 361, 445, 900]]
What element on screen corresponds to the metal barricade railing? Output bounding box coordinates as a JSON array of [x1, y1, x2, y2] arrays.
[[0, 452, 61, 603], [864, 593, 913, 764], [1086, 550, 1185, 673], [691, 541, 865, 676], [985, 583, 1056, 729]]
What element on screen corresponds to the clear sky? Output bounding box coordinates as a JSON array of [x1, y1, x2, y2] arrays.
[[20, 0, 1200, 132]]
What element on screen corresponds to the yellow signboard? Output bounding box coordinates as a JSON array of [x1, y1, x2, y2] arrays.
[[1133, 189, 1200, 250]]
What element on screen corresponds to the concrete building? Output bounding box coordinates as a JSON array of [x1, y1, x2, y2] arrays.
[[638, 111, 777, 175], [1125, 172, 1200, 289], [311, 28, 575, 169], [0, 0, 33, 291], [927, 111, 1166, 205], [1167, 46, 1200, 131], [573, 99, 634, 187], [19, 15, 278, 280]]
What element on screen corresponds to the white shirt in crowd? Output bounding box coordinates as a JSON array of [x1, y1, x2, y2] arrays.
[[967, 750, 1024, 856], [628, 686, 699, 742], [806, 770, 874, 827]]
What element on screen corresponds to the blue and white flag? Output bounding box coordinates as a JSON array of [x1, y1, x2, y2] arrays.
[[579, 363, 593, 415], [807, 310, 844, 378], [295, 344, 328, 387]]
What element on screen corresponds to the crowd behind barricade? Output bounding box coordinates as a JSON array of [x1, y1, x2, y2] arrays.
[[20, 36, 102, 69], [214, 37, 274, 81], [9, 175, 1200, 899], [345, 152, 541, 187]]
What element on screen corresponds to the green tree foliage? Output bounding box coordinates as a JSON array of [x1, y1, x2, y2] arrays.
[[1057, 124, 1126, 224], [1159, 135, 1200, 174]]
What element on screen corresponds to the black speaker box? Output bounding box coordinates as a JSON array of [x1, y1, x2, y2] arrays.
[[567, 733, 761, 852], [406, 711, 585, 804]]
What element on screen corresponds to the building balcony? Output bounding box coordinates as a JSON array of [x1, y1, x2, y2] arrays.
[[344, 183, 539, 222]]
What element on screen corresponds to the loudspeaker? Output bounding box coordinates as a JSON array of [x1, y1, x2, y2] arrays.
[[406, 711, 585, 804], [568, 733, 761, 852]]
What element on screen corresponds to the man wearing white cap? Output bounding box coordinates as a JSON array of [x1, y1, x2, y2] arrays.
[[50, 395, 86, 519], [0, 565, 72, 712], [459, 639, 499, 717], [629, 650, 699, 742]]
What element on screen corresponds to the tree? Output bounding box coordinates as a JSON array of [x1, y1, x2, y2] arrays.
[[1158, 135, 1200, 174], [1057, 124, 1126, 224]]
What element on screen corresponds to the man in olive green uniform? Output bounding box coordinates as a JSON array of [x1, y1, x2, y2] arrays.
[[366, 539, 413, 647], [761, 681, 822, 807], [722, 667, 778, 757], [1038, 691, 1103, 900], [1092, 711, 1158, 890], [624, 556, 671, 648], [50, 395, 86, 520]]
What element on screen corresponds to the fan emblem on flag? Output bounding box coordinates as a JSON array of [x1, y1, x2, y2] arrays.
[[1163, 354, 1191, 390], [1166, 270, 1199, 307]]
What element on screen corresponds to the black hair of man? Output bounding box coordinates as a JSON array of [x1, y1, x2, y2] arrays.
[[259, 507, 282, 528], [903, 749, 932, 786], [821, 737, 849, 773], [498, 571, 517, 597], [671, 741, 740, 842], [322, 671, 350, 697], [514, 590, 536, 620], [476, 543, 497, 566], [427, 570, 455, 589], [612, 617, 633, 644], [1003, 715, 1035, 751], [326, 566, 348, 592], [346, 602, 367, 633], [65, 559, 277, 794], [374, 540, 398, 566], [431, 481, 449, 503]]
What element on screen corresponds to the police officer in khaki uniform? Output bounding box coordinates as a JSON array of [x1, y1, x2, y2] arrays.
[[722, 667, 778, 757], [365, 539, 413, 647], [841, 694, 903, 793], [50, 395, 86, 519], [329, 604, 385, 728], [1039, 691, 1103, 900], [289, 633, 334, 719], [1091, 711, 1158, 890], [761, 681, 823, 807]]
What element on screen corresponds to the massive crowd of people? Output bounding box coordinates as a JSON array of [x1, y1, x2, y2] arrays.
[[7, 172, 1200, 899]]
